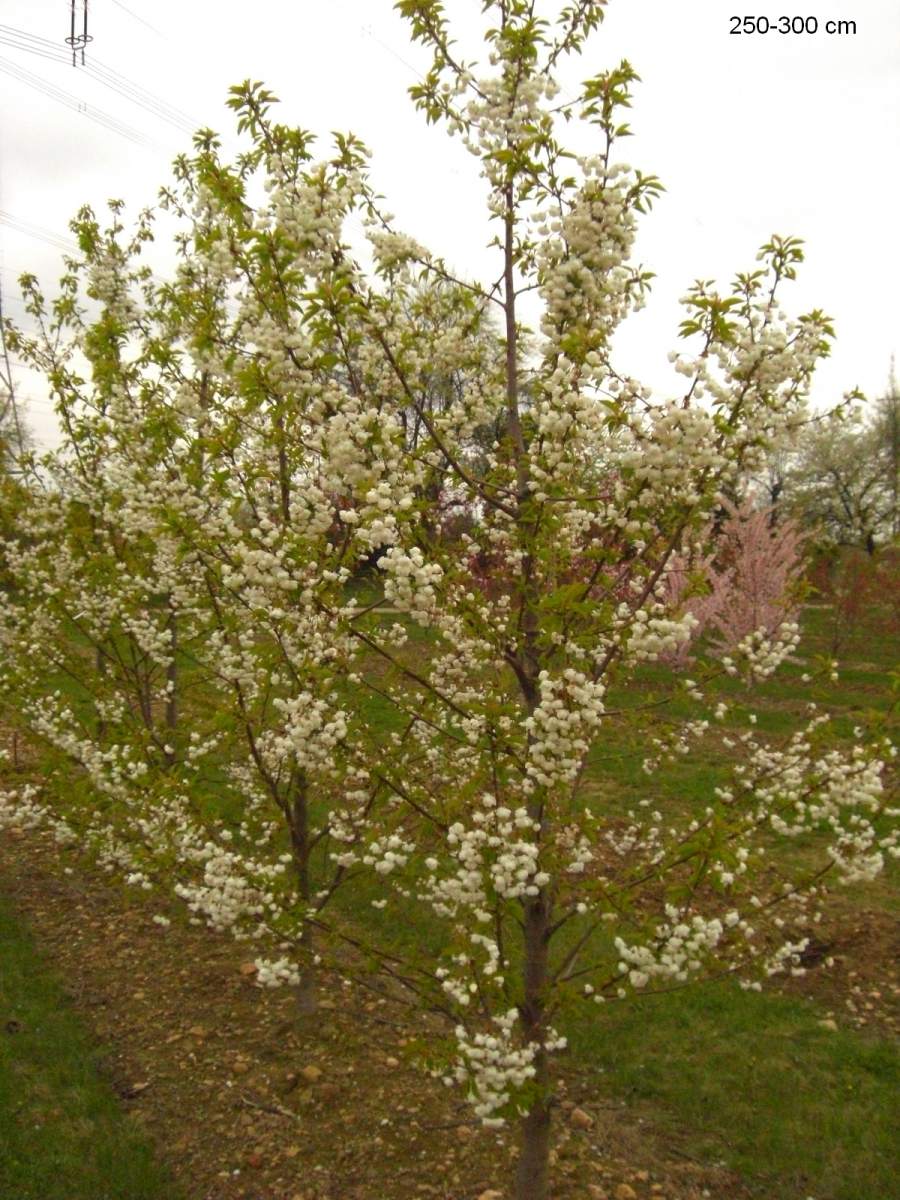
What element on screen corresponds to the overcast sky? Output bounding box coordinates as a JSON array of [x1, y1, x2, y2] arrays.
[[2, 0, 898, 450]]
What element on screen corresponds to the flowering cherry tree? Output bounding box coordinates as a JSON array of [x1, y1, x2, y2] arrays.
[[0, 3, 896, 1200], [296, 4, 894, 1196], [0, 129, 406, 994]]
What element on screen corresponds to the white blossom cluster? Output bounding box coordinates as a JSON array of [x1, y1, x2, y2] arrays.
[[259, 693, 348, 777], [426, 793, 544, 919], [0, 783, 75, 845], [725, 621, 802, 681], [254, 956, 302, 988], [378, 546, 443, 622], [614, 907, 750, 989], [524, 670, 606, 789], [449, 1010, 566, 1126], [624, 605, 699, 663]]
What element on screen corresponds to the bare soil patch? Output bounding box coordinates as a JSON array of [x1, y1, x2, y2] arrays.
[[778, 900, 900, 1037]]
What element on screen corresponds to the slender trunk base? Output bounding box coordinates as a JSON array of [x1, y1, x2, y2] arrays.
[[164, 603, 178, 768], [294, 971, 318, 1016], [289, 774, 316, 1017], [515, 1095, 552, 1200]]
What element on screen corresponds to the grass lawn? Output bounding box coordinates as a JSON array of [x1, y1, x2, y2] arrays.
[[566, 980, 899, 1200], [0, 893, 181, 1200], [570, 596, 899, 1198]]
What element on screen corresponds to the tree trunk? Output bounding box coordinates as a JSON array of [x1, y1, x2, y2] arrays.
[[514, 892, 552, 1200], [293, 947, 318, 1015], [164, 601, 177, 768], [502, 132, 553, 1200], [95, 644, 107, 741], [289, 771, 317, 1015], [515, 1051, 552, 1200]]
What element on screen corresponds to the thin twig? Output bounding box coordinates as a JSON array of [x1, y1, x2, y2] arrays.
[[237, 1093, 300, 1123]]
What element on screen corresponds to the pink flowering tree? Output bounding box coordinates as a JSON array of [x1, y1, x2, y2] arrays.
[[662, 497, 806, 668], [0, 4, 896, 1200]]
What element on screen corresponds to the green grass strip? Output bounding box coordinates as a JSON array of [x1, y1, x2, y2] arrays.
[[0, 893, 181, 1200], [566, 981, 900, 1200]]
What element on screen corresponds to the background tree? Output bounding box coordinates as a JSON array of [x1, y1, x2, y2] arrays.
[[0, 288, 31, 475], [873, 364, 899, 540], [787, 395, 897, 553]]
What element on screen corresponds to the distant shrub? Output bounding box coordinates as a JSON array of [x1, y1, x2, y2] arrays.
[[663, 499, 806, 665]]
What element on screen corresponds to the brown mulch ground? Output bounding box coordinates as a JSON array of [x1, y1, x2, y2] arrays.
[[777, 898, 900, 1037], [0, 826, 759, 1200]]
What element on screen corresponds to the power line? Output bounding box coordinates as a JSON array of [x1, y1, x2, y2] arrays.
[[21, 397, 61, 412], [0, 210, 79, 255], [109, 0, 167, 40], [0, 29, 70, 67], [0, 24, 197, 134], [360, 23, 424, 84], [85, 59, 196, 134], [2, 203, 169, 280], [0, 25, 197, 131], [0, 55, 160, 149]]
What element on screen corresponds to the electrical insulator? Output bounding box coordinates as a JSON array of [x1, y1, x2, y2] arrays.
[[66, 0, 92, 67]]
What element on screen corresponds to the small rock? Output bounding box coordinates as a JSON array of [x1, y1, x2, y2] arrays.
[[818, 1018, 838, 1031], [615, 1187, 638, 1200], [300, 1065, 323, 1084], [477, 1191, 503, 1200], [570, 1107, 594, 1130], [588, 1187, 609, 1200], [188, 1025, 207, 1039], [384, 1055, 400, 1068], [232, 1060, 250, 1075], [635, 1171, 650, 1183], [239, 962, 258, 977]]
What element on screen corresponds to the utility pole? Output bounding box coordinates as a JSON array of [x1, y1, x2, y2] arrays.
[[66, 0, 92, 67]]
